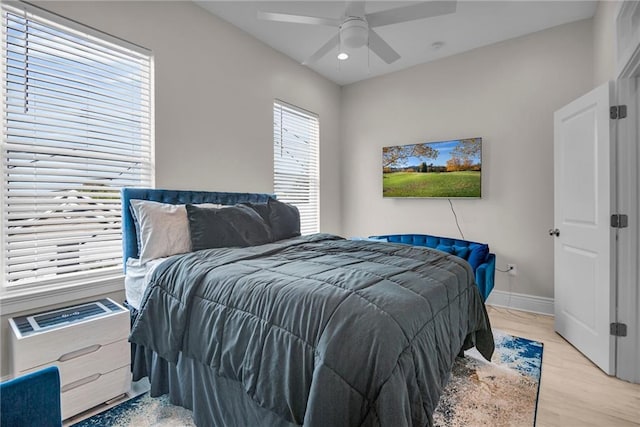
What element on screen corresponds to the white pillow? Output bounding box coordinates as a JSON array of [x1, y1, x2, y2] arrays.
[[130, 200, 222, 263]]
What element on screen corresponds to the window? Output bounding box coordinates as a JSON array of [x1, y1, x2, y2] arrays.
[[273, 101, 319, 235], [1, 3, 153, 291]]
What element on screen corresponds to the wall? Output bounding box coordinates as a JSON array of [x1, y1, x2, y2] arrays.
[[340, 19, 594, 300], [593, 0, 620, 84], [1, 0, 342, 378]]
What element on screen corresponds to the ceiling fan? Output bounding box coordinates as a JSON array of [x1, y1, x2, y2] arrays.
[[258, 1, 457, 65]]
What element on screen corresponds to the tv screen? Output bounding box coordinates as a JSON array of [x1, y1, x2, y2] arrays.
[[382, 137, 482, 198]]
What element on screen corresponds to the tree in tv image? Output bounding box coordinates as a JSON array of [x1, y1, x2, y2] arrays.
[[382, 138, 482, 197]]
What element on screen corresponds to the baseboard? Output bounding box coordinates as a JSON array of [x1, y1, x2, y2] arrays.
[[486, 290, 554, 316]]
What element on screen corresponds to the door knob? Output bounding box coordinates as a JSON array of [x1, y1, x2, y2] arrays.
[[548, 228, 560, 237]]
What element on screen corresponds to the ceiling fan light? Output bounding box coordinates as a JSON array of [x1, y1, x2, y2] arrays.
[[337, 52, 349, 60], [341, 18, 368, 48]]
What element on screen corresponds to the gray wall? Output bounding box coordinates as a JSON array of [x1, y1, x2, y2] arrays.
[[340, 19, 594, 299]]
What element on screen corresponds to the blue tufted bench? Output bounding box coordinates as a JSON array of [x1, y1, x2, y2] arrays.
[[368, 234, 495, 301]]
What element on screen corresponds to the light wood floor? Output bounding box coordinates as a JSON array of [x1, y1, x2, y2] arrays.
[[487, 305, 640, 427]]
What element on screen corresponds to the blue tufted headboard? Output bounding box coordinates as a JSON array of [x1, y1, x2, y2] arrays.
[[121, 188, 274, 271]]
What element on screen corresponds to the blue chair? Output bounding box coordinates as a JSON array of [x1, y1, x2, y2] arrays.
[[0, 366, 62, 427], [369, 233, 496, 301]]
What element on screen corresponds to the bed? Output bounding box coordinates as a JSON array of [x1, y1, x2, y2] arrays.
[[123, 188, 494, 427]]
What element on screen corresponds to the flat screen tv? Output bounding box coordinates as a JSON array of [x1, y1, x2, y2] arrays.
[[383, 137, 482, 198]]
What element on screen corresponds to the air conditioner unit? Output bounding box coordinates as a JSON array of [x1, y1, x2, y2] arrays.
[[10, 298, 125, 338]]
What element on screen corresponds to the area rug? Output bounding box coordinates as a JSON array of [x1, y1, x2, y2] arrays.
[[433, 330, 543, 426], [73, 330, 543, 427]]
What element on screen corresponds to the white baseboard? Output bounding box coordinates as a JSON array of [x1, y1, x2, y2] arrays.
[[486, 290, 554, 316]]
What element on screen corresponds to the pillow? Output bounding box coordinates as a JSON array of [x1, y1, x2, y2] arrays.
[[436, 244, 455, 254], [244, 199, 301, 242], [452, 246, 471, 260], [267, 199, 301, 241], [130, 200, 191, 263], [130, 200, 222, 263], [186, 204, 272, 251], [366, 236, 388, 242], [244, 201, 270, 224], [467, 244, 490, 270]]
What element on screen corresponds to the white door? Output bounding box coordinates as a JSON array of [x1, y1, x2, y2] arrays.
[[553, 82, 615, 375]]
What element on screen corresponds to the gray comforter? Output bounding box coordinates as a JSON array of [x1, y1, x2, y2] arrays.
[[130, 234, 494, 427]]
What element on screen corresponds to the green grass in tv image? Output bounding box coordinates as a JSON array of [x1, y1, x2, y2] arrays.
[[383, 171, 481, 197]]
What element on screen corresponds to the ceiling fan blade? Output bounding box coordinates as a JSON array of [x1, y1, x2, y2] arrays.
[[258, 11, 341, 27], [302, 34, 340, 65], [345, 1, 366, 18], [368, 29, 401, 64], [366, 1, 457, 28]]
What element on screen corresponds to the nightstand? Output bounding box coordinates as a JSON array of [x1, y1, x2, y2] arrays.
[[8, 298, 131, 419]]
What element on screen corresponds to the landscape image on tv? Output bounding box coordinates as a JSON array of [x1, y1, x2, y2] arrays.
[[383, 137, 482, 198]]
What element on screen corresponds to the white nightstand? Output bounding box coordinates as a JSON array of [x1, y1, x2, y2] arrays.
[[9, 298, 131, 420]]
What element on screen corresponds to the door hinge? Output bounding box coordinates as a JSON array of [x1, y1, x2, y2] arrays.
[[611, 214, 628, 228], [610, 105, 627, 119], [610, 322, 627, 337]]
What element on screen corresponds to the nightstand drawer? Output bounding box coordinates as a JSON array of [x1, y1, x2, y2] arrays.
[[20, 339, 130, 387], [61, 365, 131, 419]]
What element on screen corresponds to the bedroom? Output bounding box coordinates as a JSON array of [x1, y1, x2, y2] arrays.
[[0, 0, 638, 426]]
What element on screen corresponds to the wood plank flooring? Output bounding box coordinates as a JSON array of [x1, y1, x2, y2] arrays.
[[487, 305, 640, 426]]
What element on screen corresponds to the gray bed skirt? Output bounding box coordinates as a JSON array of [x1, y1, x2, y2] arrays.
[[130, 337, 475, 427], [132, 343, 297, 427], [128, 302, 295, 427]]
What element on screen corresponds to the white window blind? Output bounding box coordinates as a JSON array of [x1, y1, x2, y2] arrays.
[[273, 101, 319, 235], [1, 4, 153, 290]]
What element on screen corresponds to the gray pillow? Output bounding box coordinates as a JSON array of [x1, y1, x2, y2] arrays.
[[267, 199, 301, 241], [186, 204, 272, 251], [244, 199, 301, 242]]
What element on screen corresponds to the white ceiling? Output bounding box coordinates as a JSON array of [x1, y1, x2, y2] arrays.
[[195, 1, 598, 86]]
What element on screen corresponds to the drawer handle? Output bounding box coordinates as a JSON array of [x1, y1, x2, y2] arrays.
[[59, 344, 101, 362], [61, 373, 101, 392]]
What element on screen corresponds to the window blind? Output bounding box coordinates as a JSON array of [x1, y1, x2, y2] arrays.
[[1, 4, 153, 289], [273, 101, 319, 235]]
